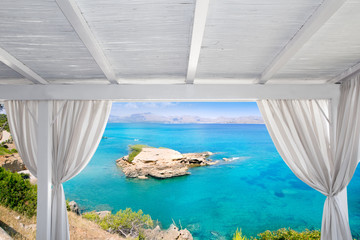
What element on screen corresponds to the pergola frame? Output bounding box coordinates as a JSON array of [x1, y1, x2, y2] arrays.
[[0, 84, 340, 101], [1, 0, 360, 239], [0, 83, 342, 240]]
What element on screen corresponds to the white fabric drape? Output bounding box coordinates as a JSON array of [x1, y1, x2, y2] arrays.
[[257, 77, 360, 240], [50, 101, 112, 240], [5, 101, 38, 176], [5, 100, 112, 240]]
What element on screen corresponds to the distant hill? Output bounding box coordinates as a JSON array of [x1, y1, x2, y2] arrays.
[[108, 112, 264, 124]]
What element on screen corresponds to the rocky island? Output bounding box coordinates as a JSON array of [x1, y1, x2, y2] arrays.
[[116, 145, 217, 179]]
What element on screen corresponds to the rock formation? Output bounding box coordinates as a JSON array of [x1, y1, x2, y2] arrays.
[[96, 211, 111, 219], [0, 226, 13, 240], [68, 201, 81, 215], [116, 147, 216, 179], [143, 224, 193, 240], [0, 153, 26, 172], [18, 170, 37, 185]]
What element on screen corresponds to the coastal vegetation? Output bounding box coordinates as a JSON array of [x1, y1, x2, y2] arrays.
[[0, 144, 17, 155], [128, 144, 150, 162], [0, 167, 37, 217], [0, 165, 351, 240], [256, 228, 321, 239], [233, 228, 248, 240], [83, 208, 153, 239], [0, 114, 10, 133], [232, 228, 322, 240], [0, 205, 124, 240], [0, 113, 16, 155]]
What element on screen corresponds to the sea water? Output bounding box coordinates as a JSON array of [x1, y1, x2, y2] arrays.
[[63, 123, 360, 239]]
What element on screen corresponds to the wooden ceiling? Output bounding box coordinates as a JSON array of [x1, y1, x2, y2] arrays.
[[0, 0, 359, 85]]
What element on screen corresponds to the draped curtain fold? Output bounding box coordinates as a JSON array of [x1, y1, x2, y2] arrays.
[[257, 76, 360, 240], [5, 101, 39, 176], [5, 100, 112, 240]]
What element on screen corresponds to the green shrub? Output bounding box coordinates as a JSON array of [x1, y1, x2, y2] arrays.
[[66, 200, 71, 211], [0, 141, 17, 156], [0, 147, 10, 155], [0, 167, 37, 217], [83, 211, 100, 222], [230, 228, 320, 240], [137, 230, 146, 240], [19, 173, 30, 180], [83, 208, 153, 238], [255, 228, 320, 240], [0, 114, 10, 133], [233, 228, 249, 240], [127, 145, 150, 162]]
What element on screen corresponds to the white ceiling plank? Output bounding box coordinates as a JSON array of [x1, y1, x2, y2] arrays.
[[0, 84, 339, 101], [186, 0, 210, 84], [55, 0, 118, 84], [328, 62, 360, 84], [258, 0, 347, 84], [0, 48, 48, 84]]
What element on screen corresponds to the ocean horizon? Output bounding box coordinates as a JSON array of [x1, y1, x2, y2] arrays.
[[63, 123, 360, 239]]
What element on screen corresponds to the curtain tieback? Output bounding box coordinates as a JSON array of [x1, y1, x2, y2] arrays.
[[326, 192, 338, 198], [53, 182, 63, 189]]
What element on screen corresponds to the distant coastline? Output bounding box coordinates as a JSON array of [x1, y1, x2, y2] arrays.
[[108, 112, 264, 124]]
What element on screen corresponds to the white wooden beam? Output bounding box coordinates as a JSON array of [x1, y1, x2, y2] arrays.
[[0, 84, 339, 101], [328, 62, 360, 84], [0, 48, 48, 84], [186, 0, 210, 84], [55, 0, 118, 84], [258, 0, 347, 84], [36, 101, 52, 240]]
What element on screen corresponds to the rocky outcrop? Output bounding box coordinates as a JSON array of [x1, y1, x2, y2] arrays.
[[0, 153, 26, 172], [0, 227, 13, 240], [68, 201, 81, 215], [144, 224, 193, 240], [0, 131, 11, 144], [116, 148, 216, 179], [17, 170, 37, 185], [96, 211, 111, 219]]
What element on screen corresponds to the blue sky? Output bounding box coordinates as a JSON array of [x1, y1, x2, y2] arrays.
[[110, 102, 260, 118]]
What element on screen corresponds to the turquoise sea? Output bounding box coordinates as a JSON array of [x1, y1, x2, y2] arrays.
[[63, 123, 360, 239]]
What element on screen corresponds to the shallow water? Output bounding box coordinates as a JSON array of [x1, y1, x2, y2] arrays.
[[63, 123, 360, 239]]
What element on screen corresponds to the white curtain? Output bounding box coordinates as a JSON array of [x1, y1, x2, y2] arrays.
[[257, 77, 360, 240], [5, 101, 38, 176], [5, 100, 112, 240]]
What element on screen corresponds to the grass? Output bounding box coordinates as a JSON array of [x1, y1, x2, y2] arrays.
[[0, 205, 36, 240], [0, 205, 124, 240], [83, 208, 153, 239], [0, 145, 17, 156], [127, 145, 150, 162]]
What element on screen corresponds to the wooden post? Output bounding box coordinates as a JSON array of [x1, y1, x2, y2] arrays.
[[331, 88, 349, 222], [36, 101, 52, 240]]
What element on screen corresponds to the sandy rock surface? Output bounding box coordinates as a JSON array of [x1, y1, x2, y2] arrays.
[[0, 226, 13, 240], [0, 153, 26, 172], [116, 148, 216, 179], [144, 224, 193, 240]]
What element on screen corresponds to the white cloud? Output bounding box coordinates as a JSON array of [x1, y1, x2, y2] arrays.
[[123, 103, 139, 109], [121, 102, 177, 109]]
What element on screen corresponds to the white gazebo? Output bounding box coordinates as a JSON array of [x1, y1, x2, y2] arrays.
[[1, 0, 360, 239]]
